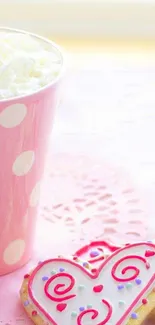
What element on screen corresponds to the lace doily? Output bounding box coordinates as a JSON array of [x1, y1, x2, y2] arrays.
[[41, 154, 148, 246]]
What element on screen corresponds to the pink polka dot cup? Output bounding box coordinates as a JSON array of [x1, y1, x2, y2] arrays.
[[0, 28, 64, 275]]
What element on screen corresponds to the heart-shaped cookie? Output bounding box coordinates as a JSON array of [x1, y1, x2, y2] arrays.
[[21, 242, 155, 325]]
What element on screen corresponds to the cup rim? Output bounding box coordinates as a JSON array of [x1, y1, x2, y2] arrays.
[[0, 27, 65, 103]]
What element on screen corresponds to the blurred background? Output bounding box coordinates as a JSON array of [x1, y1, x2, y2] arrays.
[[1, 3, 155, 324], [1, 0, 155, 234], [1, 0, 155, 44]]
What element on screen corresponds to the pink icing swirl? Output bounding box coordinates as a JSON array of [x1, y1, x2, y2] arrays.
[[112, 255, 147, 282], [77, 300, 112, 325], [44, 272, 76, 302]]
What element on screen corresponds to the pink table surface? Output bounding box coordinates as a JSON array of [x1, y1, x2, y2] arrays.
[[1, 52, 155, 324], [0, 153, 153, 325]]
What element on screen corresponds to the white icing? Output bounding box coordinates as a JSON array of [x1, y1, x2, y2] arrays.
[[29, 243, 155, 325], [0, 32, 62, 99]]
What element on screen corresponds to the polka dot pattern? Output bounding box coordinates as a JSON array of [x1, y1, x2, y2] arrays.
[[30, 182, 41, 207], [0, 82, 57, 275], [0, 103, 27, 128], [12, 150, 35, 176], [3, 239, 25, 265]]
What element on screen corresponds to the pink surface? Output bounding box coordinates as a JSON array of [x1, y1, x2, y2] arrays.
[[0, 154, 152, 325], [0, 85, 59, 275]]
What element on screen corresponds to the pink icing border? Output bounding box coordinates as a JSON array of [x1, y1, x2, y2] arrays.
[[28, 242, 155, 325], [75, 240, 120, 265]]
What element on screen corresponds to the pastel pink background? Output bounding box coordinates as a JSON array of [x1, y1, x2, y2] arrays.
[[0, 154, 152, 324], [0, 85, 59, 275], [1, 44, 155, 325]]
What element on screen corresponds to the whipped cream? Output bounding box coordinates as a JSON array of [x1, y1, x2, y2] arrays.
[[0, 32, 62, 99]]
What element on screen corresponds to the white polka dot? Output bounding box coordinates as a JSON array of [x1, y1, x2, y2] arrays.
[[30, 182, 41, 207], [0, 103, 27, 128], [3, 239, 25, 265], [13, 150, 35, 176]]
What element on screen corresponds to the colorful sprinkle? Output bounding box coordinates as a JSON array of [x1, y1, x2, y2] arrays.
[[73, 256, 78, 261], [145, 250, 155, 257], [142, 298, 148, 305], [126, 282, 132, 289], [83, 261, 87, 266], [93, 285, 103, 293], [146, 262, 150, 269], [57, 303, 67, 312], [71, 311, 77, 317], [135, 279, 142, 285], [32, 311, 37, 317], [79, 307, 85, 312], [87, 304, 92, 309], [24, 274, 29, 279], [131, 313, 137, 319], [59, 268, 65, 272], [78, 284, 85, 290], [51, 270, 56, 275], [24, 300, 29, 307], [83, 262, 89, 269], [42, 276, 49, 281], [90, 250, 100, 258], [117, 284, 124, 290], [119, 300, 125, 307]]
